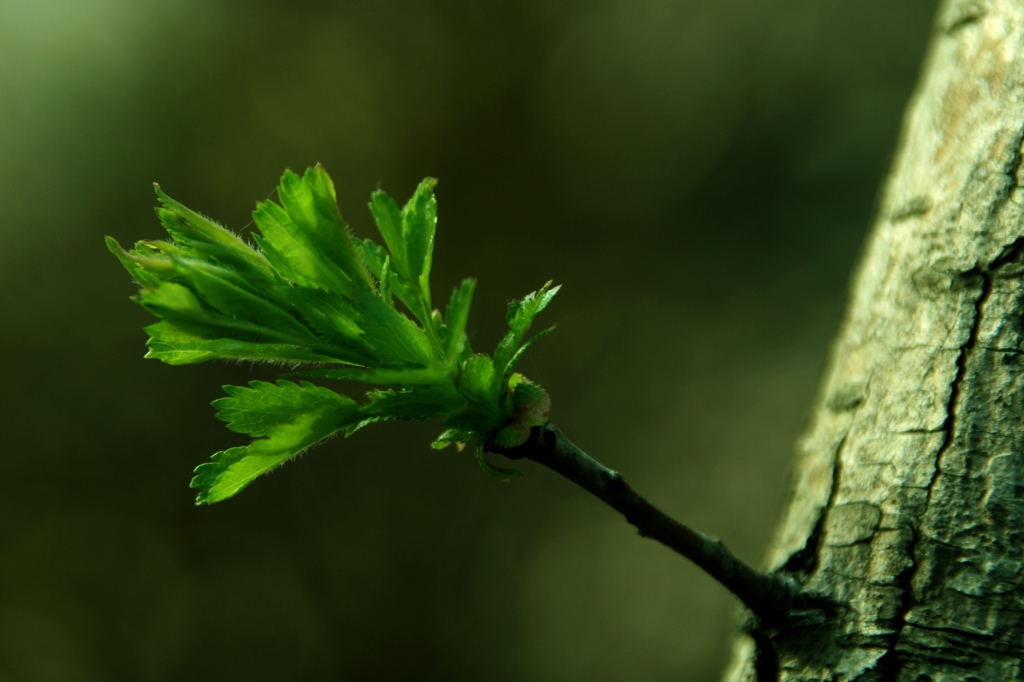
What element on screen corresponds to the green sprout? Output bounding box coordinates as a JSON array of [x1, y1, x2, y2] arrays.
[[108, 165, 557, 504], [108, 164, 811, 626]]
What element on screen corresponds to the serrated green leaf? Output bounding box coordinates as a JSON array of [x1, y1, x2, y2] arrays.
[[283, 287, 368, 351], [402, 178, 437, 295], [507, 281, 559, 334], [336, 383, 463, 437], [154, 185, 247, 252], [213, 380, 358, 437], [106, 237, 164, 288], [360, 383, 463, 421], [192, 381, 360, 504], [190, 447, 249, 505], [252, 199, 352, 295], [283, 287, 380, 367], [145, 322, 341, 365], [458, 354, 495, 404], [135, 280, 212, 324], [367, 180, 439, 333], [283, 166, 373, 289], [453, 354, 507, 434], [494, 282, 560, 379], [368, 190, 407, 281], [154, 187, 274, 284], [353, 236, 387, 278], [117, 231, 372, 366], [443, 278, 476, 360], [112, 165, 562, 504], [136, 281, 307, 350], [170, 258, 314, 342], [250, 167, 373, 296], [500, 325, 555, 382], [353, 283, 434, 367], [191, 414, 325, 504], [379, 255, 394, 307]]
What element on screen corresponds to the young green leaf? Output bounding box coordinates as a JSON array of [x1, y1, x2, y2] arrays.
[[253, 197, 354, 296], [153, 186, 275, 285], [498, 325, 555, 385], [359, 383, 464, 422], [458, 354, 498, 408], [279, 286, 376, 365], [213, 380, 358, 437], [493, 281, 560, 385], [353, 283, 435, 368], [193, 380, 361, 504], [171, 259, 315, 341], [509, 281, 560, 333], [144, 322, 342, 365], [368, 190, 407, 280], [401, 178, 438, 295], [110, 165, 561, 501], [443, 278, 476, 360]]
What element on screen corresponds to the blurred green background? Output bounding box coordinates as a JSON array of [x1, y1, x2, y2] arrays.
[[0, 0, 938, 680]]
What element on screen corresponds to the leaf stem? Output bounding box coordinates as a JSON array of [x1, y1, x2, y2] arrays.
[[492, 423, 803, 624]]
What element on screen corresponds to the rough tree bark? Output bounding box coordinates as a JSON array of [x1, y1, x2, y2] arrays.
[[724, 1, 1024, 679]]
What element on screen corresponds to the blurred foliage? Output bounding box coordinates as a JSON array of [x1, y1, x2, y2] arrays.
[[0, 0, 937, 680]]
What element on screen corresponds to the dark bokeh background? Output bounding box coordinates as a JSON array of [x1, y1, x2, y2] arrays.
[[0, 1, 938, 680]]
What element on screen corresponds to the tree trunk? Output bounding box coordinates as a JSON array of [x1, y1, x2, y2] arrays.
[[725, 1, 1024, 679]]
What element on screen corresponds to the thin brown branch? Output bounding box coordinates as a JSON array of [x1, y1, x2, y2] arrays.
[[492, 423, 809, 624]]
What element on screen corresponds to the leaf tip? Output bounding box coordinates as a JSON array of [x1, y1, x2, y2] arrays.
[[190, 477, 211, 505]]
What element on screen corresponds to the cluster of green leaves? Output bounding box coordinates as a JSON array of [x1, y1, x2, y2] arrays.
[[108, 165, 557, 504]]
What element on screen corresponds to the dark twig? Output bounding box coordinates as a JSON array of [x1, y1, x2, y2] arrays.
[[492, 423, 805, 624]]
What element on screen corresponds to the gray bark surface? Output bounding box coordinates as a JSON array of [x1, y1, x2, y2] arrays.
[[725, 1, 1024, 679]]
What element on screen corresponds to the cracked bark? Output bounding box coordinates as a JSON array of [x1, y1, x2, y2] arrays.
[[724, 1, 1024, 679]]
